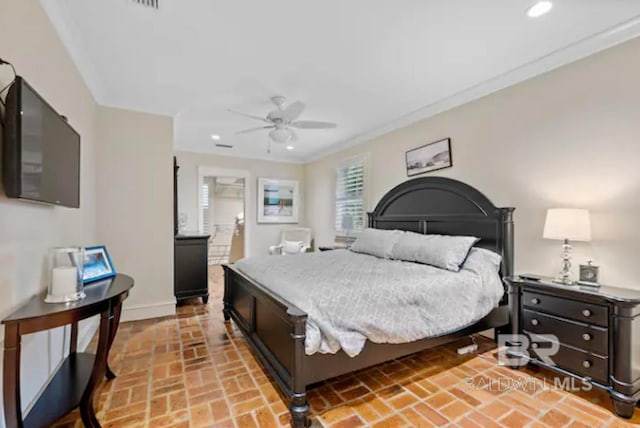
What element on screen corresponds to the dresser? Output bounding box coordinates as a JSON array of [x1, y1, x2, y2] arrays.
[[175, 235, 210, 304], [507, 276, 640, 418]]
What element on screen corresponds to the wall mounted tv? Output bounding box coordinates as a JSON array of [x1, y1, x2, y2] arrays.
[[2, 76, 80, 208]]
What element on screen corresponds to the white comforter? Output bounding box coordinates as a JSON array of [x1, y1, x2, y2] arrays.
[[234, 248, 504, 357]]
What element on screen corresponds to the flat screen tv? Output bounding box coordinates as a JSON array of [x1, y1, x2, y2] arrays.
[[2, 76, 80, 208]]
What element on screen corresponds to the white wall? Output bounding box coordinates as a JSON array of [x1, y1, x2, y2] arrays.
[[306, 36, 640, 289], [0, 0, 99, 420], [176, 151, 305, 257], [212, 195, 244, 226], [96, 106, 175, 321]]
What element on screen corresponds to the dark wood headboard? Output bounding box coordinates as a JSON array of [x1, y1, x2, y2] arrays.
[[367, 177, 515, 280]]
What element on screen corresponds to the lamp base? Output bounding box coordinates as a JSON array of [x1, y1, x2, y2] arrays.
[[551, 277, 575, 286]]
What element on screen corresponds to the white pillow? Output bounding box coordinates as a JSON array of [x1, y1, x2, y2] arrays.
[[350, 229, 404, 259], [283, 240, 304, 254], [390, 232, 479, 272]]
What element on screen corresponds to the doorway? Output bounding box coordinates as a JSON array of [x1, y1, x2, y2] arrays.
[[200, 175, 246, 265]]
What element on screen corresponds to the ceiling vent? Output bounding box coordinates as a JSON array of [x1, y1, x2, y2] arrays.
[[132, 0, 159, 9], [215, 144, 233, 149]]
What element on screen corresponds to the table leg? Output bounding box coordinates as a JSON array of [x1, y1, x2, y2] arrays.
[[2, 324, 22, 428], [80, 309, 111, 428], [70, 322, 78, 354], [105, 303, 122, 380]]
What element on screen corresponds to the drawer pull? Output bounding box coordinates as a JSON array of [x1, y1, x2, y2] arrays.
[[531, 298, 540, 305], [582, 333, 592, 341], [531, 319, 539, 326], [582, 309, 592, 317], [583, 360, 592, 369]]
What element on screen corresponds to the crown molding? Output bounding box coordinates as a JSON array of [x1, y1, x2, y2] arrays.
[[40, 0, 108, 104], [305, 16, 640, 163], [173, 147, 305, 165]]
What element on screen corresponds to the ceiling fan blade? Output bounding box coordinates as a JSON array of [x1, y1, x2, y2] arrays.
[[289, 128, 298, 142], [282, 101, 305, 121], [290, 120, 337, 129], [236, 125, 274, 135], [227, 109, 271, 123]]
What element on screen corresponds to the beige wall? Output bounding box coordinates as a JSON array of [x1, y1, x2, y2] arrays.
[[306, 36, 640, 288], [0, 0, 99, 417], [96, 107, 175, 320], [175, 151, 305, 256]]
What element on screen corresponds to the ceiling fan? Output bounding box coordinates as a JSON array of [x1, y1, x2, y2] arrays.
[[228, 96, 337, 148]]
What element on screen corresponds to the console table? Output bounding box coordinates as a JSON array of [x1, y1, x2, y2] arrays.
[[2, 274, 134, 428]]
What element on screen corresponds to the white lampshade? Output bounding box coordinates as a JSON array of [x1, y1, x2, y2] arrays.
[[543, 208, 591, 242]]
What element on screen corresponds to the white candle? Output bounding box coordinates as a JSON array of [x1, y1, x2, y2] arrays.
[[51, 267, 78, 297]]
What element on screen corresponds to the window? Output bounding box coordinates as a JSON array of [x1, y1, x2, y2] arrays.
[[201, 182, 210, 235], [335, 156, 366, 238]]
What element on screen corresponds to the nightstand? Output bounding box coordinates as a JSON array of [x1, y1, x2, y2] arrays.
[[506, 276, 640, 418]]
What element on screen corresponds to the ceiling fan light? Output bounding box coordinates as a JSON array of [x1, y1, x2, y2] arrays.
[[269, 128, 292, 143]]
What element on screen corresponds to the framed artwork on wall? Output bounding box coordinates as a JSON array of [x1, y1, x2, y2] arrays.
[[406, 138, 452, 176], [257, 178, 299, 224], [83, 245, 116, 284]]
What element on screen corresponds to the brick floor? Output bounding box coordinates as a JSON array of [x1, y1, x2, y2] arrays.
[[54, 266, 640, 427]]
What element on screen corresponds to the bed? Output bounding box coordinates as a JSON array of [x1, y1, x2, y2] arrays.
[[223, 176, 515, 427]]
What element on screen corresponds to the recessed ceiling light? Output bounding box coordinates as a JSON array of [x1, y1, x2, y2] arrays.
[[527, 1, 553, 18], [211, 134, 221, 140], [286, 145, 294, 151]]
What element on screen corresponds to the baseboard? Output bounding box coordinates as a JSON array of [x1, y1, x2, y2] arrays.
[[121, 300, 176, 322]]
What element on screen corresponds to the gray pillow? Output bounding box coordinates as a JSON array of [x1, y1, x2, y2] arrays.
[[390, 232, 480, 272], [350, 228, 405, 259]]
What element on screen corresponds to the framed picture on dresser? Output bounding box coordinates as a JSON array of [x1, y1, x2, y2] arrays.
[[257, 178, 299, 224], [406, 138, 452, 176]]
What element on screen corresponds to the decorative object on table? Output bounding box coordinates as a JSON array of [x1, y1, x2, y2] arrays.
[[258, 178, 299, 223], [82, 245, 116, 284], [543, 208, 591, 285], [46, 247, 86, 303], [578, 260, 600, 287], [405, 138, 452, 176], [269, 228, 312, 255]]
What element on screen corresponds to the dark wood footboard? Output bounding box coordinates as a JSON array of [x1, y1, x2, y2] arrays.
[[223, 263, 509, 427], [223, 264, 310, 427]]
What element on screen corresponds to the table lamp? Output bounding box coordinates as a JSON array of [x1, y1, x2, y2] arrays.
[[543, 208, 591, 285]]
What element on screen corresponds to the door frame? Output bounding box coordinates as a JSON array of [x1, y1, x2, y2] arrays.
[[197, 166, 251, 258]]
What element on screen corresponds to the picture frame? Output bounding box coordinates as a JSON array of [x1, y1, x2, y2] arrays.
[[83, 245, 116, 284], [405, 138, 453, 177], [258, 178, 299, 224]]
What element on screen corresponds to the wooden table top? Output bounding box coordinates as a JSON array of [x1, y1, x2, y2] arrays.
[[2, 274, 134, 325]]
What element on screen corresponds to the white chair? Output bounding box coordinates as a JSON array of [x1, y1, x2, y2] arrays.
[[269, 228, 312, 255]]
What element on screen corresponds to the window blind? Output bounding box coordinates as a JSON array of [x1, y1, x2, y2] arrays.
[[335, 158, 365, 237]]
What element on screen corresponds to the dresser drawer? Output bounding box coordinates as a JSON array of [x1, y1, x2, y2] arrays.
[[523, 291, 608, 327], [527, 338, 608, 384], [523, 309, 608, 356]]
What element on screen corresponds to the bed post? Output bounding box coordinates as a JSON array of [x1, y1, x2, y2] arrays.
[[290, 314, 309, 428], [498, 207, 515, 337]]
